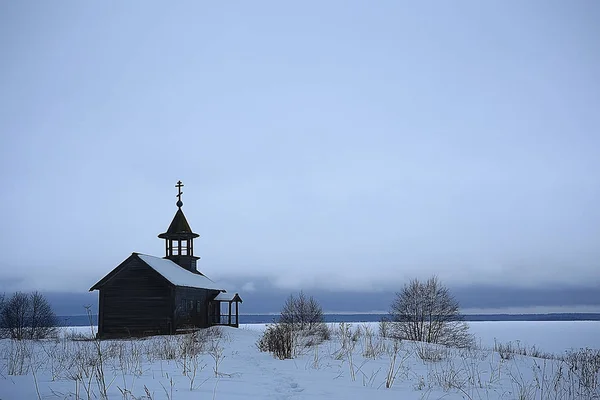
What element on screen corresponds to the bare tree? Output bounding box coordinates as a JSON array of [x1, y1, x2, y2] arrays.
[[390, 276, 473, 348], [0, 291, 58, 340], [279, 291, 327, 333], [29, 291, 58, 339], [1, 292, 30, 340], [0, 292, 5, 337]]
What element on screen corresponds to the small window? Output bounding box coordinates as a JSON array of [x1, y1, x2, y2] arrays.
[[196, 300, 201, 312], [181, 240, 189, 255]]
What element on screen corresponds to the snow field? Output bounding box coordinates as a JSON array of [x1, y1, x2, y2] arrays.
[[0, 322, 598, 399]]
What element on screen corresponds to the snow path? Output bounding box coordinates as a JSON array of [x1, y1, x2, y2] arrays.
[[219, 329, 308, 399]]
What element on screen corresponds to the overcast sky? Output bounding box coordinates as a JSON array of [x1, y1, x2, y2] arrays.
[[1, 2, 599, 306]]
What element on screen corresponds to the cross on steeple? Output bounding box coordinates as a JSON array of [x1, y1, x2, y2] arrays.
[[176, 180, 184, 208]]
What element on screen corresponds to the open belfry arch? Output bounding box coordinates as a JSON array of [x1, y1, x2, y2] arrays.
[[90, 181, 242, 338]]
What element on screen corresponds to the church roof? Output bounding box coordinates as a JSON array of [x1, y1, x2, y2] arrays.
[[158, 208, 199, 239], [137, 254, 223, 290], [89, 253, 225, 292]]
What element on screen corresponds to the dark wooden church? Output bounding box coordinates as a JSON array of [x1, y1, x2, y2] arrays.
[[90, 181, 242, 338]]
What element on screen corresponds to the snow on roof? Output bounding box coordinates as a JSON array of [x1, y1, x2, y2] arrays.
[[214, 292, 242, 302], [137, 254, 225, 291]]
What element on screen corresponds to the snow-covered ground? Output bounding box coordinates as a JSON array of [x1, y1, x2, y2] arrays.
[[1, 321, 598, 399]]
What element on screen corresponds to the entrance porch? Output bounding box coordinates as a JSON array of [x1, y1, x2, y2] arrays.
[[209, 292, 242, 327]]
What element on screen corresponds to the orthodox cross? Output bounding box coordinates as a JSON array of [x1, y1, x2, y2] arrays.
[[176, 180, 184, 207]]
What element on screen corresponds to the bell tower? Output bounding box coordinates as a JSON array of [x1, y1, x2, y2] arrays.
[[158, 180, 201, 273]]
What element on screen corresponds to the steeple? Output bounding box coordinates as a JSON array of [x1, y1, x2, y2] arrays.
[[158, 181, 201, 273]]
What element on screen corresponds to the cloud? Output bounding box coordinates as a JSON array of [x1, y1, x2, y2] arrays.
[[0, 275, 26, 292], [0, 1, 598, 302]]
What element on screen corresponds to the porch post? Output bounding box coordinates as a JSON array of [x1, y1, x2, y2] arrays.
[[235, 301, 239, 328], [228, 301, 232, 325]]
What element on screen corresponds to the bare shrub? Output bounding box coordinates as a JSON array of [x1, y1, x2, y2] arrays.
[[564, 348, 600, 393], [203, 326, 225, 340], [7, 339, 32, 375], [86, 306, 110, 399], [384, 339, 409, 388], [529, 347, 556, 360], [379, 316, 391, 338], [63, 329, 94, 341], [428, 359, 467, 392], [63, 340, 100, 399], [390, 276, 474, 348], [427, 350, 498, 398], [459, 351, 489, 389], [179, 332, 205, 361], [310, 343, 322, 369], [207, 336, 225, 377], [416, 342, 450, 362], [333, 322, 354, 359], [351, 325, 362, 343], [361, 324, 385, 359], [458, 345, 489, 362], [259, 291, 329, 360], [494, 339, 557, 362], [503, 352, 600, 400], [41, 337, 78, 381], [152, 336, 180, 360], [114, 341, 144, 377], [257, 323, 293, 360], [186, 352, 207, 391], [326, 323, 362, 381], [143, 327, 223, 364], [494, 340, 516, 360], [507, 362, 539, 400]]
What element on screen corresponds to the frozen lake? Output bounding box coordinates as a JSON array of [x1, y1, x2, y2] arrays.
[[467, 320, 600, 354], [64, 321, 600, 355]]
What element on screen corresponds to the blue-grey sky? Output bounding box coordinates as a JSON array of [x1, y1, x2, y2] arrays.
[[1, 2, 599, 308]]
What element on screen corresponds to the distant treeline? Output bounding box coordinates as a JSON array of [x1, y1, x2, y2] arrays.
[[461, 313, 600, 322], [56, 313, 600, 327]]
